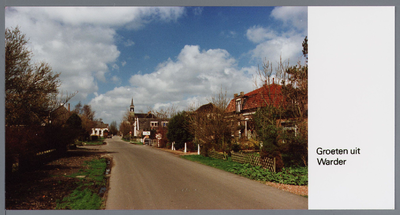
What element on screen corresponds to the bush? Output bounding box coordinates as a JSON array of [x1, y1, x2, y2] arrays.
[[90, 135, 99, 141], [167, 112, 193, 150], [232, 143, 240, 152], [185, 141, 197, 152], [166, 142, 172, 149]]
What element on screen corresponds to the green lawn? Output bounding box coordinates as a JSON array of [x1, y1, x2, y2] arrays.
[[56, 158, 107, 210], [121, 138, 143, 145], [82, 138, 105, 146], [130, 141, 143, 145], [181, 155, 308, 186]]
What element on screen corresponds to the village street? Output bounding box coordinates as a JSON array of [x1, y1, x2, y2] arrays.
[[102, 136, 308, 209]]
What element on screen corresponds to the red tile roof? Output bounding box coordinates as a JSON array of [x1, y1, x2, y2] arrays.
[[226, 84, 285, 113]]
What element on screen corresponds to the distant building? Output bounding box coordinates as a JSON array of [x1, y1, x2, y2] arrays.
[[127, 99, 169, 138], [91, 121, 109, 137]]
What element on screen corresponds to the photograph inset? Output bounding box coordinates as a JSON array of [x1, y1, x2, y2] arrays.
[[5, 6, 308, 210]]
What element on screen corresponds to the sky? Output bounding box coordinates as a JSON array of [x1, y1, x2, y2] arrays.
[[5, 6, 307, 125]]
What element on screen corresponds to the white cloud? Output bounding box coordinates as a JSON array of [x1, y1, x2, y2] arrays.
[[246, 26, 277, 43], [129, 45, 254, 101], [121, 61, 127, 66], [12, 7, 185, 29], [246, 7, 307, 66], [123, 39, 135, 47], [271, 6, 307, 32], [5, 7, 186, 102], [89, 45, 257, 124], [111, 76, 121, 83], [220, 30, 238, 39], [251, 33, 305, 65], [112, 64, 120, 70]]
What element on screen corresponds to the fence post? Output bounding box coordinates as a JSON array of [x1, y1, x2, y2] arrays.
[[198, 144, 200, 155], [172, 142, 175, 151], [184, 142, 187, 153], [273, 157, 276, 173]]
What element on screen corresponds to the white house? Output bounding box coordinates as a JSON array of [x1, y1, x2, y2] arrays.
[[91, 121, 109, 137]]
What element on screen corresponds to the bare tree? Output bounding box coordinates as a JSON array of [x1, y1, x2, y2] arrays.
[[119, 121, 131, 137], [120, 108, 135, 138], [148, 104, 178, 120], [109, 121, 119, 135], [187, 89, 234, 156]]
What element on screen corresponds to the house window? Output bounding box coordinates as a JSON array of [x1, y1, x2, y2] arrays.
[[162, 121, 168, 127], [236, 99, 241, 113], [150, 121, 159, 127]]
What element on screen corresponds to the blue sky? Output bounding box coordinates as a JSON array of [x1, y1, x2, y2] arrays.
[[5, 6, 307, 125]]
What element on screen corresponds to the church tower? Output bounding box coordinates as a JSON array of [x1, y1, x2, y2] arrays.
[[130, 98, 135, 114], [129, 98, 136, 136]]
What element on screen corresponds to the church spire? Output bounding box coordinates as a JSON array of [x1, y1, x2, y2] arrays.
[[130, 98, 135, 113]]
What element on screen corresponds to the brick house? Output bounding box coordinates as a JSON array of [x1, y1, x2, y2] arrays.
[[225, 82, 287, 140]]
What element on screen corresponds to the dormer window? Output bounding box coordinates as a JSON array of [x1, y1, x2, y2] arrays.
[[236, 99, 241, 113]]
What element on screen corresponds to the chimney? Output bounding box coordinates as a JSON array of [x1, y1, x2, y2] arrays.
[[272, 78, 274, 84], [68, 103, 70, 111], [234, 93, 238, 98], [240, 92, 244, 96]]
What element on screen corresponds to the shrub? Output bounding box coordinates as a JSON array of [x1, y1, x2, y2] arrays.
[[232, 143, 240, 152], [167, 112, 193, 150], [90, 135, 99, 141]]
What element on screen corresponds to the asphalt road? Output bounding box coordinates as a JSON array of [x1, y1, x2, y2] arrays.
[[103, 136, 308, 210]]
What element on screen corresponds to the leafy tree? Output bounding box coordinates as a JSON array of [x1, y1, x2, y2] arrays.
[[63, 113, 83, 145], [73, 102, 98, 140], [65, 113, 83, 131], [5, 26, 74, 126], [167, 111, 193, 150], [5, 27, 79, 171], [254, 106, 285, 171]]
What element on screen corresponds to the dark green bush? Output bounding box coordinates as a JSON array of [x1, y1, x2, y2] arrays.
[[232, 143, 241, 152], [90, 135, 99, 141]]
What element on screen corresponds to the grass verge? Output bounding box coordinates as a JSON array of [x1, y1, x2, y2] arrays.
[[56, 158, 107, 210], [131, 141, 143, 145], [83, 138, 105, 145], [182, 155, 307, 186], [122, 138, 143, 145]]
